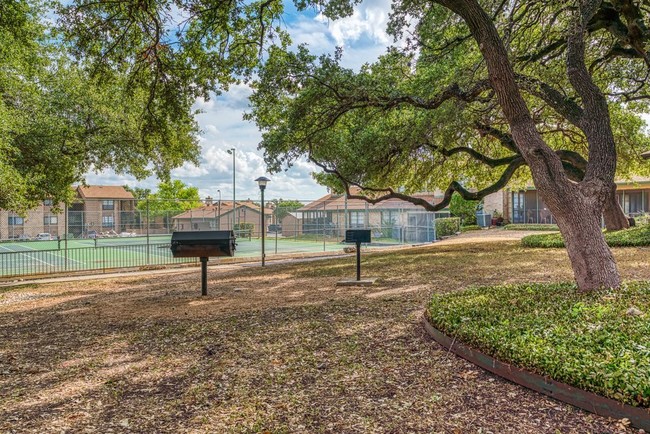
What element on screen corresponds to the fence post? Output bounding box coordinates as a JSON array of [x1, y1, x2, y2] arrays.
[[365, 202, 369, 229], [64, 203, 68, 271], [323, 201, 326, 251], [146, 198, 150, 265]]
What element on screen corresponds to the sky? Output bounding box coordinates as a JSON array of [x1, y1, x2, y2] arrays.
[[85, 0, 395, 202]]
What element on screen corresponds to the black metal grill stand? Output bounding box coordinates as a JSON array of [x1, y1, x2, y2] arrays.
[[356, 241, 361, 281], [200, 257, 208, 296]]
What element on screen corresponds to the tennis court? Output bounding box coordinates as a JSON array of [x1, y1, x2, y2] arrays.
[[0, 234, 401, 278]]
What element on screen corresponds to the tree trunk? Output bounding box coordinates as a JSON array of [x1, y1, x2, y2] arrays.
[[603, 193, 630, 231], [553, 201, 621, 291], [435, 0, 622, 290]]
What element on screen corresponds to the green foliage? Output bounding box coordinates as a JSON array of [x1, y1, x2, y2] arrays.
[[1, 2, 200, 212], [272, 199, 304, 220], [449, 193, 480, 225], [234, 222, 254, 235], [460, 225, 481, 232], [427, 281, 650, 407], [636, 214, 650, 226], [522, 225, 650, 248], [123, 186, 151, 202], [137, 180, 202, 218], [435, 217, 460, 237], [248, 4, 650, 200], [504, 224, 560, 231]]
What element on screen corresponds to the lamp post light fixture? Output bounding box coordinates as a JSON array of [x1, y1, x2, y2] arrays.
[[227, 148, 236, 229], [217, 189, 222, 230], [255, 176, 271, 266]]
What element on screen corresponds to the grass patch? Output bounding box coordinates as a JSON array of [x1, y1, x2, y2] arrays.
[[427, 281, 650, 407], [522, 224, 650, 248], [504, 224, 559, 231], [460, 225, 482, 232]]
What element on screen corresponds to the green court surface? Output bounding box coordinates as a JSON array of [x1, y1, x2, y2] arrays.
[[0, 235, 400, 278]]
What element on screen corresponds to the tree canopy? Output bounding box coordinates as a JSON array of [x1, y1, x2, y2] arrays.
[[1, 0, 300, 212], [247, 0, 650, 290], [272, 199, 306, 220], [249, 1, 650, 208], [137, 180, 203, 217]]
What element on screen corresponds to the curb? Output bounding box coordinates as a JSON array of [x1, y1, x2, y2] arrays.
[[421, 314, 650, 431]]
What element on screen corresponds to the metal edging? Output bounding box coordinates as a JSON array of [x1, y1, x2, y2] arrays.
[[421, 314, 650, 431]]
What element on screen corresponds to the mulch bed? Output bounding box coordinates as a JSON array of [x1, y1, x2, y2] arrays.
[[1, 233, 647, 433]]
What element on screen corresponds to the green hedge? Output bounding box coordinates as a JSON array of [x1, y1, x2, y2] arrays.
[[427, 281, 650, 407], [460, 225, 482, 232], [522, 224, 650, 248], [435, 217, 461, 237], [504, 224, 559, 231]]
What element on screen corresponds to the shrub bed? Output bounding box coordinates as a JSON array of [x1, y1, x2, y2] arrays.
[[435, 217, 461, 237], [522, 224, 650, 248], [504, 224, 559, 231], [460, 225, 482, 232], [427, 281, 650, 407]]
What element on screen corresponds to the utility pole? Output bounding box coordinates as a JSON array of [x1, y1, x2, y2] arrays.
[[228, 148, 236, 230]]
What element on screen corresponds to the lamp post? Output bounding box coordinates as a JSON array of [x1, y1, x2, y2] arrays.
[[255, 176, 271, 266], [227, 148, 236, 229], [217, 189, 221, 230]]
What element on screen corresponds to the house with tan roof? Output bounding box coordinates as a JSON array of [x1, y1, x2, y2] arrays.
[[171, 199, 273, 236], [1, 199, 66, 240], [494, 178, 650, 225], [288, 190, 450, 242], [1, 185, 137, 240], [68, 185, 136, 237]]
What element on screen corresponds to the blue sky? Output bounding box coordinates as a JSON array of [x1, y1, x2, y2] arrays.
[[86, 0, 395, 202]]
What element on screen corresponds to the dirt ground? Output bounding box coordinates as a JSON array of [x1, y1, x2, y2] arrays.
[[1, 230, 649, 433]]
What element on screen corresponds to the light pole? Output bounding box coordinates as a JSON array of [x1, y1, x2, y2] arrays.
[[255, 176, 270, 266], [217, 189, 221, 230], [227, 148, 236, 229]]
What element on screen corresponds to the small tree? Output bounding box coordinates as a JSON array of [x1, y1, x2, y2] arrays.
[[449, 194, 480, 226], [272, 199, 304, 221], [137, 180, 202, 231]]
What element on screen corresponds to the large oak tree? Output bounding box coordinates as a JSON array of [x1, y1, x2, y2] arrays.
[[1, 0, 201, 212], [248, 0, 650, 291]]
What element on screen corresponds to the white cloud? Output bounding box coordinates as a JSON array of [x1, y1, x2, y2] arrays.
[[171, 163, 209, 178], [285, 0, 393, 70], [315, 1, 391, 49]]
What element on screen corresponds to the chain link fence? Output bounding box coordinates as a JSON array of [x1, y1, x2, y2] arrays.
[[0, 195, 450, 278]]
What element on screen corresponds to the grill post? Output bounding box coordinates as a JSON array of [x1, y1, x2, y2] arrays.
[[200, 257, 208, 296], [337, 229, 375, 286], [169, 230, 236, 295], [356, 240, 361, 281]]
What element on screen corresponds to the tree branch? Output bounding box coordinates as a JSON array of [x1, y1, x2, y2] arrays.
[[309, 155, 525, 212], [515, 74, 584, 127], [566, 0, 618, 184]]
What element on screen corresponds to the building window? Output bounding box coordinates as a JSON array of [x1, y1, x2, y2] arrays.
[[381, 211, 397, 226], [102, 215, 114, 227], [102, 200, 115, 210], [623, 191, 644, 215], [8, 216, 24, 226], [350, 211, 364, 227], [43, 216, 58, 225]]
